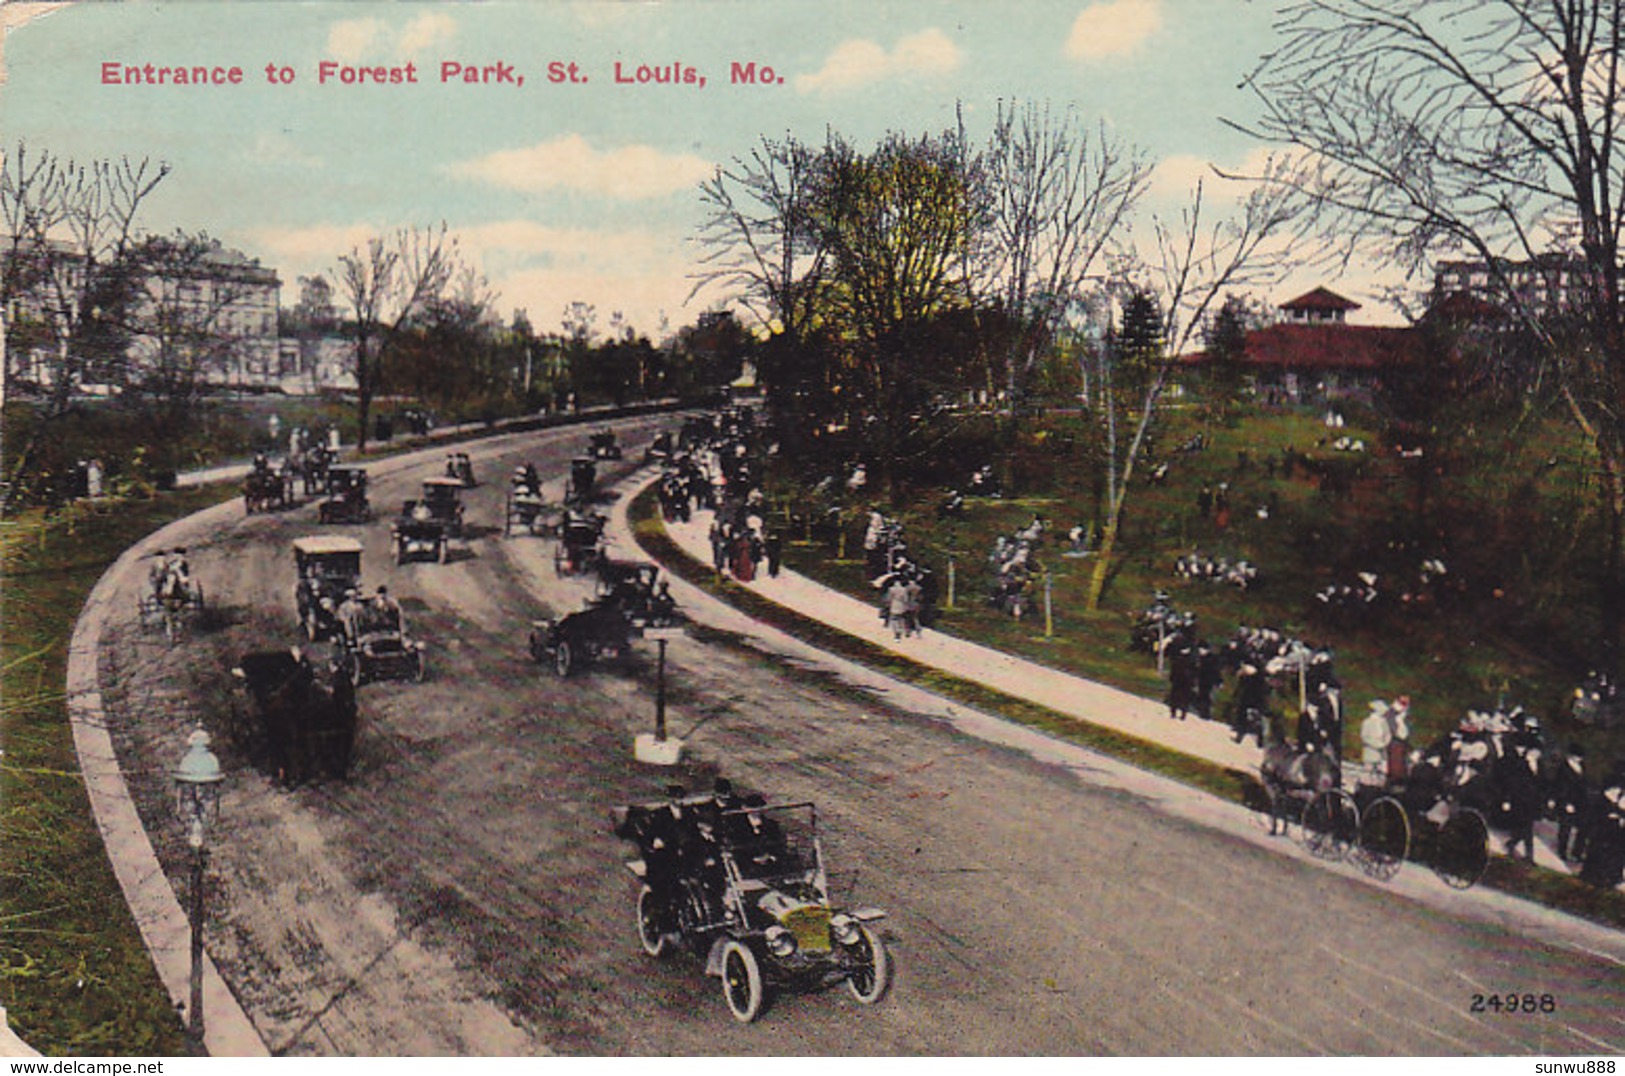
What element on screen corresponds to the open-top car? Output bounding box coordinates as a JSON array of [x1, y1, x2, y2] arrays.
[[612, 789, 890, 1023], [588, 427, 623, 460], [293, 535, 364, 642], [336, 590, 426, 685], [317, 465, 371, 524], [528, 558, 677, 677]]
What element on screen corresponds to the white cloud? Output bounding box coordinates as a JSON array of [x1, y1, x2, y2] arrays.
[[1065, 0, 1162, 60], [1148, 147, 1278, 199], [399, 12, 457, 54], [325, 19, 385, 63], [325, 13, 456, 63], [797, 28, 962, 94], [448, 135, 712, 200]]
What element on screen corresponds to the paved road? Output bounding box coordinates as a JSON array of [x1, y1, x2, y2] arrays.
[[92, 418, 1625, 1055]]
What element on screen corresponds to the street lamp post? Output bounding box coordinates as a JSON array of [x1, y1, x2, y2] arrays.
[[172, 726, 222, 1046], [635, 625, 687, 765]]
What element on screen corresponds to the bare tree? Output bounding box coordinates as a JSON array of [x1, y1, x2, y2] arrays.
[[333, 223, 461, 452], [691, 134, 829, 348], [1232, 0, 1625, 649], [1, 144, 168, 504], [1085, 173, 1302, 609], [980, 101, 1151, 479]]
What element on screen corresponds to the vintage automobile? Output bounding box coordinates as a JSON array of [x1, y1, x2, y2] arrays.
[[138, 548, 206, 642], [553, 511, 607, 577], [336, 594, 426, 685], [642, 431, 676, 467], [589, 428, 623, 460], [528, 559, 675, 677], [445, 451, 478, 487], [293, 535, 364, 642], [612, 790, 890, 1023], [565, 456, 597, 506], [316, 465, 372, 524], [391, 500, 451, 564], [229, 647, 358, 785]]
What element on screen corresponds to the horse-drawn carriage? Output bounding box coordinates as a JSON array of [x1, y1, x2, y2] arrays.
[[445, 451, 478, 487], [504, 464, 562, 538], [229, 648, 358, 785], [316, 465, 372, 524], [138, 548, 205, 642], [1259, 718, 1514, 890], [613, 788, 890, 1023], [589, 428, 623, 460], [243, 459, 297, 514], [296, 444, 334, 496], [293, 535, 364, 643], [643, 431, 675, 467]]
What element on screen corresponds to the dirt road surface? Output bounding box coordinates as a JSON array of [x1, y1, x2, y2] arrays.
[[94, 417, 1625, 1055]]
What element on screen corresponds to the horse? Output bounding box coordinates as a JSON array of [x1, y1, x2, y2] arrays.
[[1260, 742, 1343, 837]]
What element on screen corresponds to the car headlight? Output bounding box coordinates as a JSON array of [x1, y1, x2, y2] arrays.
[[830, 914, 860, 946], [765, 925, 797, 958]]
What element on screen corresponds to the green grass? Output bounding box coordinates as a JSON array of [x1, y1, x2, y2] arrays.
[[1, 488, 235, 1054], [630, 439, 1625, 931]]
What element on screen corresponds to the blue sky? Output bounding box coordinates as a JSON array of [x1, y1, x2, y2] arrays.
[[2, 0, 1385, 336]]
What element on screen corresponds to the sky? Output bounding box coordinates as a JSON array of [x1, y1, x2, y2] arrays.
[[0, 0, 1401, 338]]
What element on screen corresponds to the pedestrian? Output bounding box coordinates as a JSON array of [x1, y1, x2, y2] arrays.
[[1214, 483, 1232, 530], [1579, 759, 1625, 888], [1553, 743, 1590, 863], [885, 576, 911, 639], [1165, 633, 1198, 720], [1196, 485, 1213, 518], [765, 529, 783, 578]]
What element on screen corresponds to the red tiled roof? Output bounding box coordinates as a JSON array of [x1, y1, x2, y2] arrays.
[[1182, 323, 1420, 370], [1280, 286, 1361, 312]]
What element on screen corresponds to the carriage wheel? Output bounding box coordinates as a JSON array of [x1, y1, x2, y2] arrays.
[[636, 886, 671, 958], [720, 941, 764, 1023], [1302, 789, 1359, 862], [1356, 795, 1410, 882], [1431, 807, 1490, 890], [437, 538, 449, 564], [845, 925, 890, 1005], [553, 639, 574, 678], [413, 651, 427, 683]]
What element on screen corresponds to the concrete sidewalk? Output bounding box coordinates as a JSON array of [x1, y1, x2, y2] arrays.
[[656, 493, 1581, 878], [666, 512, 1264, 773]]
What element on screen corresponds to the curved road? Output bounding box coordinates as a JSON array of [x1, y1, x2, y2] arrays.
[[93, 417, 1625, 1055]]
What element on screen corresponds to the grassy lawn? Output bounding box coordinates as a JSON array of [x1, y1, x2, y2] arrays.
[[630, 402, 1625, 929], [2, 489, 236, 1054]]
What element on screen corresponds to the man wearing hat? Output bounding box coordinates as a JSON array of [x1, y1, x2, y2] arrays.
[[1553, 743, 1590, 864], [1579, 759, 1625, 888]]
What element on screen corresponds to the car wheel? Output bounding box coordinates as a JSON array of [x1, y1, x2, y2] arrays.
[[720, 940, 764, 1023], [413, 651, 426, 683], [636, 886, 670, 958], [437, 539, 448, 564], [553, 639, 573, 678], [845, 925, 890, 1005]]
